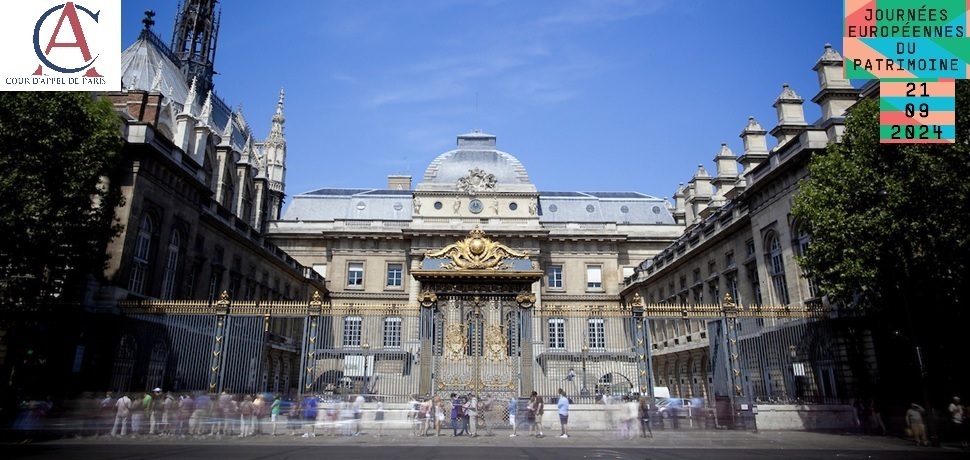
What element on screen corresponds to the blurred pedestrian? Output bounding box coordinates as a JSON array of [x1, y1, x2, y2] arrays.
[[271, 394, 281, 436], [300, 395, 317, 437], [148, 388, 161, 435], [638, 396, 653, 438], [557, 388, 570, 438], [253, 394, 266, 435], [464, 393, 478, 437], [906, 403, 928, 446], [286, 399, 301, 436], [374, 397, 385, 437], [868, 399, 886, 436], [948, 396, 966, 447], [434, 396, 445, 436], [353, 393, 365, 435], [130, 392, 145, 435], [531, 391, 545, 438], [450, 393, 462, 436], [508, 396, 519, 437], [110, 393, 132, 437], [161, 392, 175, 435]]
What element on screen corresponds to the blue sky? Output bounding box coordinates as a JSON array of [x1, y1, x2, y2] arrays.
[[122, 0, 845, 203]]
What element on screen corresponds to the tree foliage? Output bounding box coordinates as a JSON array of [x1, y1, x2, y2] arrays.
[[792, 79, 970, 335], [0, 92, 123, 305]]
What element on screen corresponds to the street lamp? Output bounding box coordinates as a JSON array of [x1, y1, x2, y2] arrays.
[[361, 342, 370, 396]]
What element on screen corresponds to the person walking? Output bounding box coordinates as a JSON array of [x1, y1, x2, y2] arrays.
[[509, 396, 519, 437], [353, 393, 365, 436], [531, 391, 545, 438], [450, 393, 462, 436], [623, 397, 639, 439], [906, 403, 928, 446], [270, 394, 281, 436], [434, 397, 445, 436], [161, 392, 175, 435], [300, 395, 318, 438], [638, 396, 653, 438], [948, 396, 966, 447], [373, 398, 385, 437], [147, 388, 161, 435], [255, 394, 269, 435], [238, 395, 253, 437], [110, 393, 132, 437], [464, 393, 479, 437], [557, 388, 570, 438]]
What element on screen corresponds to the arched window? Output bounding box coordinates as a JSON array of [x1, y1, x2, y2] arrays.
[[128, 214, 154, 295], [160, 229, 182, 299], [767, 234, 790, 305]]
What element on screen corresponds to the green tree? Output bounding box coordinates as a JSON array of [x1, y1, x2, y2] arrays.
[[792, 81, 970, 397], [0, 92, 123, 306]]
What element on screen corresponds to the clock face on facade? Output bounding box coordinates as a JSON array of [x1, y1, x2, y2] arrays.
[[468, 198, 484, 214]]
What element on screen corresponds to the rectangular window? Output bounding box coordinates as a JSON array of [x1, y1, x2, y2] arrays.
[[548, 318, 565, 349], [622, 266, 635, 280], [770, 253, 790, 304], [746, 239, 756, 257], [708, 261, 717, 276], [547, 265, 563, 289], [726, 274, 739, 305], [348, 262, 364, 286], [383, 317, 402, 349], [725, 251, 735, 268], [312, 264, 327, 279], [129, 264, 147, 295], [386, 263, 403, 287], [586, 265, 602, 290], [708, 280, 719, 305], [692, 268, 701, 283], [343, 316, 362, 348], [588, 318, 605, 350], [746, 263, 763, 307]]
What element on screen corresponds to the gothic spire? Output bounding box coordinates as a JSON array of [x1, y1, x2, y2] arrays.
[[181, 76, 198, 115], [171, 0, 220, 96], [268, 88, 285, 140]]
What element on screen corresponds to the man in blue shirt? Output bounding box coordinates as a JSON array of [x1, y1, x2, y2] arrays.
[[508, 396, 518, 437], [557, 388, 570, 438], [450, 393, 462, 436]]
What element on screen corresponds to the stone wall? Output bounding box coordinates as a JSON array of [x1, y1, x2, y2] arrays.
[[753, 404, 856, 431]]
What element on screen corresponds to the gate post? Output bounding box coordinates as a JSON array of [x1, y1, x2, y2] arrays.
[[300, 291, 323, 398], [209, 291, 231, 393], [418, 290, 437, 395], [516, 291, 536, 396], [631, 293, 652, 399], [721, 294, 751, 430]]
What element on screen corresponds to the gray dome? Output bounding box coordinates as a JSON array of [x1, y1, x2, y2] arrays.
[[422, 132, 531, 185]]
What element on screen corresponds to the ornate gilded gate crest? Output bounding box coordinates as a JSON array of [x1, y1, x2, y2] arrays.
[[423, 226, 530, 270]]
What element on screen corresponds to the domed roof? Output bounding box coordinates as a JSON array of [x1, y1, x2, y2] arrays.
[[419, 132, 533, 191]]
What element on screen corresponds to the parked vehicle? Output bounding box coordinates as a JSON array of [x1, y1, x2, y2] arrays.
[[656, 397, 705, 418]]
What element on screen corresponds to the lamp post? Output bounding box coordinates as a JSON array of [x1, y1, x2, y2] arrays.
[[361, 342, 370, 396]]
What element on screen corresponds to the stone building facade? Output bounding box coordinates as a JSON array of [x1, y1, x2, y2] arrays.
[[87, 3, 325, 394], [267, 131, 684, 397], [621, 45, 877, 407]]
